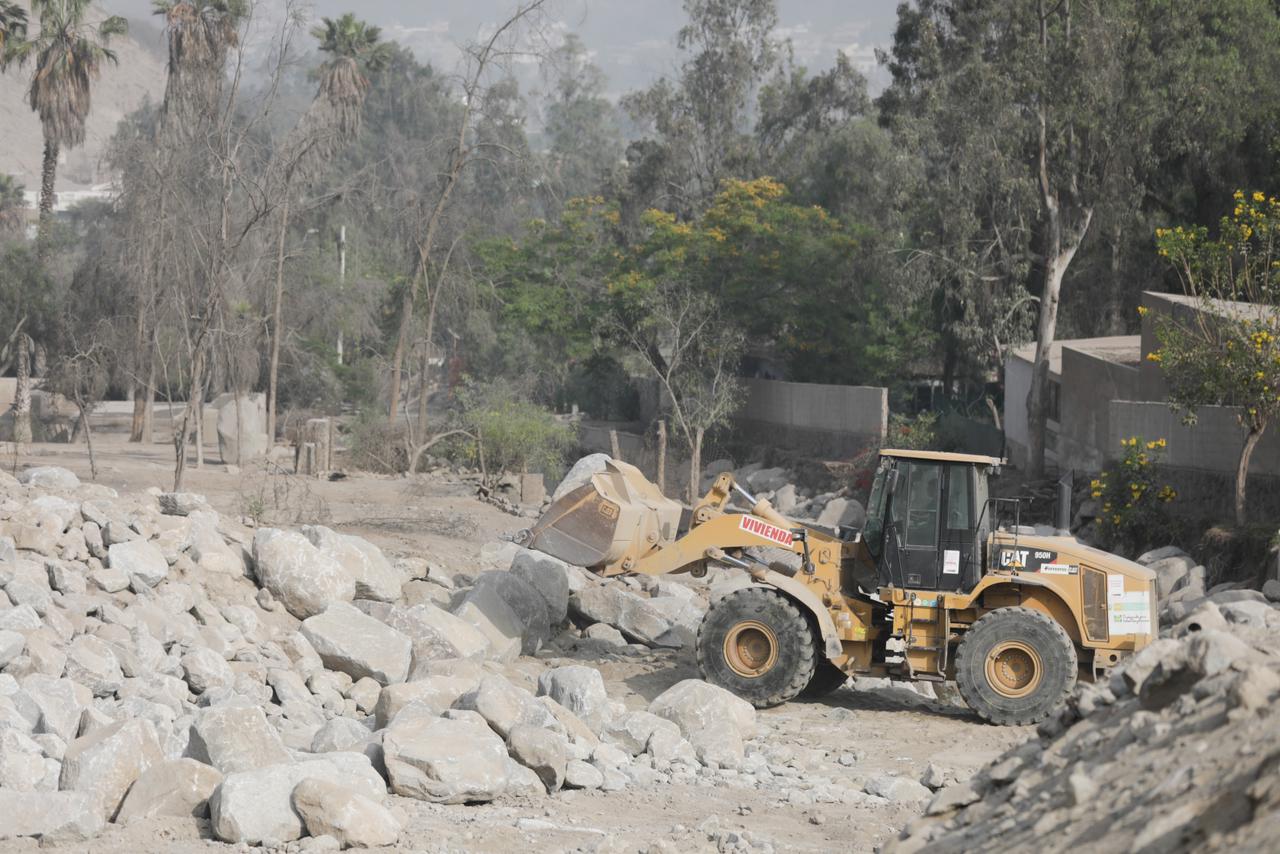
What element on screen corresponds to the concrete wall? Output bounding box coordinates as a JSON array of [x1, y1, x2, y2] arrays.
[[1108, 401, 1280, 476], [736, 378, 887, 455], [1058, 348, 1140, 472]]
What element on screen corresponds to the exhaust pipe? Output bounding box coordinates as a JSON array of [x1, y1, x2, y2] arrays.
[[1056, 471, 1073, 535]]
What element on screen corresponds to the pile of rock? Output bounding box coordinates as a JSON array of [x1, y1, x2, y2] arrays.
[[885, 583, 1280, 853], [0, 463, 759, 848], [701, 460, 865, 530]]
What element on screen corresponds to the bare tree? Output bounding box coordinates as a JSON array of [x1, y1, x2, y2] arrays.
[[385, 0, 548, 426]]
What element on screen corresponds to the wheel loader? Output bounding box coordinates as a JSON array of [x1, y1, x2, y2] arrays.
[[523, 449, 1157, 726]]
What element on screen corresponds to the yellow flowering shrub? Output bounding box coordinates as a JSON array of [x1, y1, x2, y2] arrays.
[[1092, 436, 1178, 555]]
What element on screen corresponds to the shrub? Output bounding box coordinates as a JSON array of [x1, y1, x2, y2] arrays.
[[886, 410, 939, 451], [1092, 436, 1178, 555], [452, 380, 577, 482], [345, 412, 408, 474]]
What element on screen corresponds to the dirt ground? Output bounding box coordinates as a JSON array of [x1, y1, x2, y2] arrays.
[[3, 419, 1029, 853]]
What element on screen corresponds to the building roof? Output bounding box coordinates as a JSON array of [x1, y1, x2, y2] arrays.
[[1144, 291, 1278, 323], [881, 448, 1006, 466], [1011, 336, 1141, 374]]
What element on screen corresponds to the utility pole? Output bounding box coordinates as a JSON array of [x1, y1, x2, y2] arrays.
[[336, 224, 346, 365]]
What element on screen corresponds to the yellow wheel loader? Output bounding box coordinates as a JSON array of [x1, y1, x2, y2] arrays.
[[523, 450, 1157, 726]]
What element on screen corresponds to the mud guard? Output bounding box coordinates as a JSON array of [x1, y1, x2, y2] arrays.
[[748, 569, 843, 661]]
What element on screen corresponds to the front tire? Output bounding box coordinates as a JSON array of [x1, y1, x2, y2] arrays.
[[697, 588, 818, 708], [955, 607, 1077, 726]]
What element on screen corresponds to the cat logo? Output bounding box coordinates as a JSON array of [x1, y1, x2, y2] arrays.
[[999, 548, 1029, 569]]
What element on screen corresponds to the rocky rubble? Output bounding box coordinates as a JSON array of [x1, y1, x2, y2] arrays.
[[0, 463, 776, 848], [884, 583, 1280, 853]]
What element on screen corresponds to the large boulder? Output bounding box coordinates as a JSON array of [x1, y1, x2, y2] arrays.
[[536, 666, 612, 734], [366, 603, 490, 670], [816, 497, 866, 531], [13, 675, 87, 742], [117, 758, 223, 821], [291, 778, 402, 849], [451, 578, 526, 662], [456, 675, 559, 739], [186, 705, 291, 774], [300, 602, 412, 685], [59, 718, 164, 821], [0, 790, 103, 841], [375, 675, 481, 729], [302, 525, 402, 603], [215, 393, 269, 464], [63, 635, 124, 697], [648, 680, 756, 769], [455, 571, 550, 656], [570, 585, 672, 646], [185, 513, 245, 577], [382, 704, 510, 804], [107, 539, 170, 588], [1147, 554, 1198, 600], [18, 467, 80, 491], [510, 548, 572, 625], [251, 528, 355, 620], [180, 646, 236, 694], [208, 754, 385, 845], [551, 454, 611, 503], [507, 723, 567, 792]]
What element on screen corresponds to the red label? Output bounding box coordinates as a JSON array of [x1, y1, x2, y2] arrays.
[[739, 515, 794, 547]]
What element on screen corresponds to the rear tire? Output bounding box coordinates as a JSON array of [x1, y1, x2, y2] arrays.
[[955, 607, 1077, 726], [697, 588, 817, 708]]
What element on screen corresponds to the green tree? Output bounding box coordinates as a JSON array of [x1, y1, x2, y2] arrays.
[[539, 34, 622, 209], [1152, 191, 1280, 526], [0, 174, 25, 239], [0, 1, 26, 54], [2, 0, 127, 254]]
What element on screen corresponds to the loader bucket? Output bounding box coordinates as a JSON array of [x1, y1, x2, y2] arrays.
[[523, 460, 682, 571]]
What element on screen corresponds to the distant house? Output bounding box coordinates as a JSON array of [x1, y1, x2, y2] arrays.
[[1004, 291, 1280, 480]]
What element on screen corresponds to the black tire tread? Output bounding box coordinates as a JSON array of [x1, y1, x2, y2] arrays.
[[696, 587, 817, 708], [955, 606, 1077, 726]]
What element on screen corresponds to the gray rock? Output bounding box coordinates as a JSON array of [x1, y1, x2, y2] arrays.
[[648, 680, 756, 769], [510, 548, 572, 624], [215, 393, 270, 465], [300, 602, 412, 685], [311, 718, 374, 753], [1148, 554, 1197, 600], [571, 585, 672, 646], [18, 467, 81, 491], [252, 528, 355, 620], [158, 493, 208, 516], [117, 757, 223, 820], [107, 539, 170, 588], [816, 497, 866, 530], [14, 675, 86, 742], [383, 704, 510, 804], [372, 603, 490, 670], [375, 675, 480, 728], [507, 723, 567, 791], [1136, 545, 1187, 565], [925, 781, 982, 816], [209, 754, 385, 845], [584, 623, 627, 647], [302, 525, 402, 603], [865, 773, 932, 803], [185, 515, 244, 577], [604, 710, 681, 756], [90, 565, 130, 593], [552, 454, 611, 503], [60, 717, 164, 821], [451, 578, 526, 663], [1262, 579, 1280, 603], [187, 705, 291, 774], [180, 647, 236, 694], [457, 571, 550, 656], [536, 666, 612, 734], [0, 789, 103, 841], [564, 758, 604, 790], [0, 630, 25, 669], [0, 728, 46, 790], [456, 675, 558, 739], [292, 777, 401, 849], [64, 635, 124, 697]]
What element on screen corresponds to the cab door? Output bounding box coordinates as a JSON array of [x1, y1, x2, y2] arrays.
[[883, 460, 943, 589], [938, 463, 978, 592]]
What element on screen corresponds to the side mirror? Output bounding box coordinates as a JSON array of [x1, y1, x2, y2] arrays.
[[886, 468, 900, 497]]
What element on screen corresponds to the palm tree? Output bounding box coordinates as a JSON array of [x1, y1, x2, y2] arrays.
[[3, 0, 127, 256], [151, 0, 244, 138], [265, 14, 388, 441], [0, 1, 27, 55]]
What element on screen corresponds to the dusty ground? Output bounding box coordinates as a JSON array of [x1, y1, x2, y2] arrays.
[[2, 419, 1028, 853]]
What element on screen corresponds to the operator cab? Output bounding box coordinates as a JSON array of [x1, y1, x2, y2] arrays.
[[862, 449, 1004, 593]]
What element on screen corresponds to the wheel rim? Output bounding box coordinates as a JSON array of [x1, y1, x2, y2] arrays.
[[723, 620, 779, 678], [985, 641, 1043, 698]]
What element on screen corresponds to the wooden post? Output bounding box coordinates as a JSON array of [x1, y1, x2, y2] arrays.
[[688, 427, 704, 504], [656, 420, 667, 495], [609, 429, 621, 461], [301, 418, 332, 477]]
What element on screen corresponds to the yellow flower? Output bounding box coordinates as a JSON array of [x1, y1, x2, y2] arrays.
[[1146, 351, 1162, 363], [1254, 191, 1266, 202], [1235, 189, 1245, 200], [1137, 306, 1149, 317]]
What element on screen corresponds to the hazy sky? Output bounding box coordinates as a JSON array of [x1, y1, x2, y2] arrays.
[[106, 0, 902, 96]]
